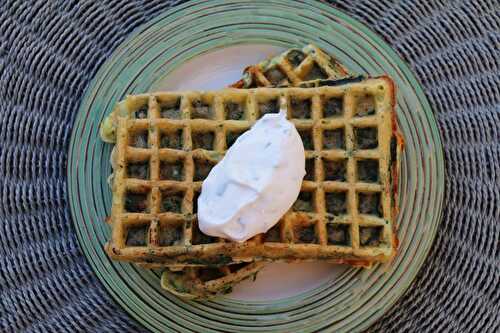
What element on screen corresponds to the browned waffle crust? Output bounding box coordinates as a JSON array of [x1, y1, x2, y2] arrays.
[[105, 76, 400, 268], [230, 44, 349, 88]]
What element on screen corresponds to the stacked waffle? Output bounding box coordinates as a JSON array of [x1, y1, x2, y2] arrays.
[[100, 45, 403, 298]]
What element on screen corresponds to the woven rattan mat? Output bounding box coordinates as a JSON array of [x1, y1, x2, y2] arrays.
[[0, 1, 498, 332]]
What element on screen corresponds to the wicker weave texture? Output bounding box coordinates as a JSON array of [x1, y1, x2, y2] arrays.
[[0, 0, 499, 332]]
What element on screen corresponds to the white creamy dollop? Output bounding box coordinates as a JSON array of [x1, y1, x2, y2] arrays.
[[198, 107, 305, 242]]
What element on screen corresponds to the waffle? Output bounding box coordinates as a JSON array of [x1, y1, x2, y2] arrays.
[[160, 262, 265, 299], [100, 46, 358, 298], [104, 76, 401, 267], [230, 44, 349, 88]]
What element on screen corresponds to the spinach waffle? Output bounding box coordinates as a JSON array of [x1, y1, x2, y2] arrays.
[[100, 46, 402, 298], [230, 44, 349, 89], [103, 77, 401, 267], [160, 262, 265, 299]]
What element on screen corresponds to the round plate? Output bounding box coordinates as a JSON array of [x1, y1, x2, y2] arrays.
[[68, 1, 445, 332]]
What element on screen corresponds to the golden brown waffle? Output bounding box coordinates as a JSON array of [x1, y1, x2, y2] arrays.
[[230, 44, 349, 88], [104, 76, 401, 267], [100, 47, 358, 298], [160, 262, 265, 299]]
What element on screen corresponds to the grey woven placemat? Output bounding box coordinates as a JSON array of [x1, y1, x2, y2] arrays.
[[0, 0, 498, 332]]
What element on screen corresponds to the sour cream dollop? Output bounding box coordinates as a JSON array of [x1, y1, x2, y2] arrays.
[[198, 106, 305, 242]]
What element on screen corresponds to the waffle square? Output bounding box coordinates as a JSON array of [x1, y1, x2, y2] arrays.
[[105, 76, 400, 267]]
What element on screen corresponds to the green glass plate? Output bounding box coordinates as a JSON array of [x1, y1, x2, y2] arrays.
[[68, 1, 445, 332]]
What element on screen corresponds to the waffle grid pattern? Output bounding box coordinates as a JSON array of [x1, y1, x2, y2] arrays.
[[108, 45, 359, 295], [108, 78, 396, 265]]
